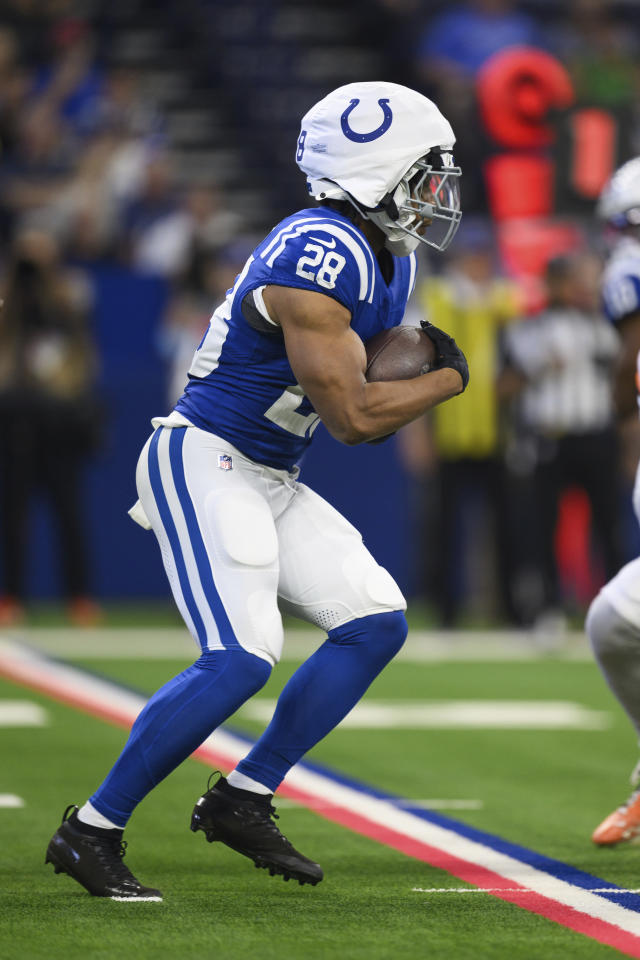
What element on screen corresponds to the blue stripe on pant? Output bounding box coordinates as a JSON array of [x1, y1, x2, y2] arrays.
[[167, 428, 238, 648], [147, 426, 237, 651]]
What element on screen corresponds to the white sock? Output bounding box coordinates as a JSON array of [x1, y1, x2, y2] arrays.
[[77, 800, 122, 831], [226, 770, 272, 795]]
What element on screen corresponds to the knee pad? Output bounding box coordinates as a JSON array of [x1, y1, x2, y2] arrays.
[[341, 550, 406, 608], [293, 554, 406, 633], [586, 592, 638, 661]]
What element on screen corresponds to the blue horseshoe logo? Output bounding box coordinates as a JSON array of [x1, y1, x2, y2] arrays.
[[340, 98, 393, 143]]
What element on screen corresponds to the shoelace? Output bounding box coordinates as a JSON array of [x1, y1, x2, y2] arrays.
[[204, 771, 294, 845], [251, 805, 296, 849], [91, 835, 139, 882], [244, 802, 281, 826]]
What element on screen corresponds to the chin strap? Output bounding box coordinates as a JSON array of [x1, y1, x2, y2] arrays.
[[383, 233, 420, 256]]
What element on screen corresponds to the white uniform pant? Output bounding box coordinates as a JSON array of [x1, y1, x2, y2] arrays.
[[134, 424, 406, 666], [595, 459, 640, 628]]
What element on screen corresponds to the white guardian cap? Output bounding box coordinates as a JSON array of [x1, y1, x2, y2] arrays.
[[296, 81, 462, 256], [597, 157, 640, 228]]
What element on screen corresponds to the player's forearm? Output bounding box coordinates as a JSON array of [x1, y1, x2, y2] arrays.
[[324, 368, 462, 445]]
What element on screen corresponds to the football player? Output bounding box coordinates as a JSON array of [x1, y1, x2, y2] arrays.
[[45, 82, 468, 899], [586, 157, 640, 846]]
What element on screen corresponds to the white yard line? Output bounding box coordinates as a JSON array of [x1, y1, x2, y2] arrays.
[[0, 627, 594, 662], [0, 700, 48, 726], [241, 699, 610, 730], [0, 794, 24, 808]]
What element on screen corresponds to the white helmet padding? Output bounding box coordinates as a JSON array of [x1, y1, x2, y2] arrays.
[[297, 81, 462, 254], [597, 157, 640, 228]]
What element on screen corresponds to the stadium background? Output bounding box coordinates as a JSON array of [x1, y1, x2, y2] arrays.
[[0, 0, 638, 624]]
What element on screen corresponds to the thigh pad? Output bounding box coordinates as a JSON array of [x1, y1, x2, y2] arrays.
[[206, 488, 279, 567]]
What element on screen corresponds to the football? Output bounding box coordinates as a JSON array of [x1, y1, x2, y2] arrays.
[[364, 325, 437, 382]]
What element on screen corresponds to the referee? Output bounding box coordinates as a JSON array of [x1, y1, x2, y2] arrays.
[[501, 254, 622, 622]]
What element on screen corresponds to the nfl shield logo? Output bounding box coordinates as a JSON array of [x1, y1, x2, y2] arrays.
[[218, 454, 233, 471]]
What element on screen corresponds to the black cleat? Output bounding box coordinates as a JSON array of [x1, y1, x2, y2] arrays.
[[190, 775, 323, 886], [45, 805, 163, 901]]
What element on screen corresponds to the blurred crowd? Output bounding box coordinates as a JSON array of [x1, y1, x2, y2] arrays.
[[1, 0, 639, 627], [0, 0, 254, 623]]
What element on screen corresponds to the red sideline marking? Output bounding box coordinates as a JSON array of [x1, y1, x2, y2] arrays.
[[3, 656, 640, 959], [270, 781, 640, 958]]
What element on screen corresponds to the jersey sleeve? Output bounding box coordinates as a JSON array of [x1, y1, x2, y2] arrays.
[[258, 219, 376, 315], [602, 270, 640, 325]]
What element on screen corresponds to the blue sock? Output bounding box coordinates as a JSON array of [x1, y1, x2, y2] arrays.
[[236, 610, 407, 791], [90, 648, 271, 827]]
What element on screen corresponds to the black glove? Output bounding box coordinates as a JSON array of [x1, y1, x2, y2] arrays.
[[420, 321, 469, 392]]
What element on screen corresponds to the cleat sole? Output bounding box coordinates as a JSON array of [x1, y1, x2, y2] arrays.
[[110, 896, 163, 902], [252, 857, 321, 886]]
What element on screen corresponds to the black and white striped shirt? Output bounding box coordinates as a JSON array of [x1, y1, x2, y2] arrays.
[[504, 309, 619, 435]]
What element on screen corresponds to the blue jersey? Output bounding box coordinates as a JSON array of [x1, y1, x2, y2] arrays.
[[601, 236, 640, 326], [175, 206, 417, 469]]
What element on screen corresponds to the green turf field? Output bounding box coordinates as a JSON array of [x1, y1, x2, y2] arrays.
[[2, 632, 640, 960]]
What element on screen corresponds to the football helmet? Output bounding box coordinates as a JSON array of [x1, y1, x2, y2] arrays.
[[597, 157, 640, 228], [296, 82, 462, 256]]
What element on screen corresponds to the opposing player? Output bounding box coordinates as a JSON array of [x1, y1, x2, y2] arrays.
[[586, 157, 640, 845], [45, 82, 468, 899]]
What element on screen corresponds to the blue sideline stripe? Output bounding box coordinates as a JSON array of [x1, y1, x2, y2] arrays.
[[400, 805, 640, 911], [269, 743, 640, 913], [168, 428, 239, 649], [147, 428, 207, 647]]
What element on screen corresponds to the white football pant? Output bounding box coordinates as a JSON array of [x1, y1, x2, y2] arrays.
[[133, 423, 406, 666], [587, 459, 640, 741], [593, 460, 640, 627]]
